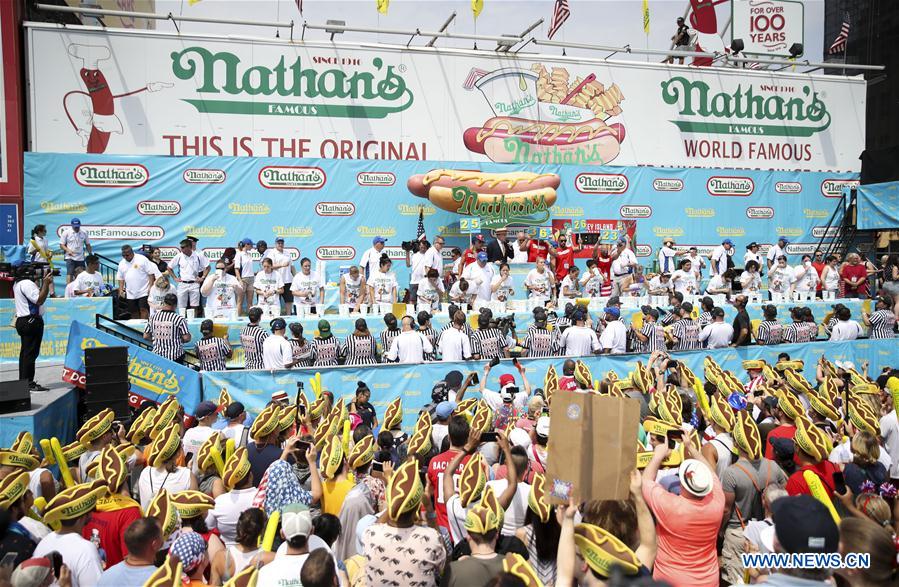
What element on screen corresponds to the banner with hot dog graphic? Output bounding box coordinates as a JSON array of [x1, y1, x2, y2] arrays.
[[26, 24, 864, 172]]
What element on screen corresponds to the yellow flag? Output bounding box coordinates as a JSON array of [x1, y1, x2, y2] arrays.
[[472, 0, 484, 18], [643, 0, 650, 34], [376, 0, 389, 15], [188, 0, 203, 5]]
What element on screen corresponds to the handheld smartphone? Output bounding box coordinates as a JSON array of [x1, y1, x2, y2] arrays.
[[833, 471, 847, 495], [48, 551, 63, 578], [481, 431, 499, 443], [470, 372, 480, 385], [297, 381, 304, 390], [298, 404, 307, 417], [294, 440, 311, 454], [489, 357, 501, 368], [667, 437, 677, 449], [371, 460, 384, 473]]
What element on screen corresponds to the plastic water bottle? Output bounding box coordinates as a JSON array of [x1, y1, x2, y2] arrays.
[[90, 528, 107, 568]]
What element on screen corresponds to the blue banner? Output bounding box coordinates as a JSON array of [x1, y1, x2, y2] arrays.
[[202, 338, 895, 432], [63, 321, 203, 415], [857, 181, 899, 230], [0, 297, 111, 365], [25, 153, 857, 283]]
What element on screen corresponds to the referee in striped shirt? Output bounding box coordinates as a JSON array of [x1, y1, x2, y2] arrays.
[[240, 307, 269, 369], [143, 293, 191, 363], [195, 319, 232, 371], [864, 296, 897, 339]]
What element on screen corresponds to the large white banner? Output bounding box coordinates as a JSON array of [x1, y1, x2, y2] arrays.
[[26, 24, 865, 172]]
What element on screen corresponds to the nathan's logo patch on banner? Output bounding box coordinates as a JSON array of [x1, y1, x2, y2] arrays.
[[357, 172, 396, 186], [619, 205, 652, 218], [315, 202, 356, 216], [707, 177, 754, 196], [182, 169, 226, 184], [137, 201, 181, 216], [686, 208, 716, 218], [316, 246, 355, 260], [357, 226, 397, 238], [746, 207, 774, 219], [398, 204, 437, 216], [56, 225, 165, 241], [634, 244, 652, 257], [575, 173, 629, 194], [652, 178, 684, 192], [228, 203, 271, 215], [812, 226, 842, 238], [775, 181, 802, 193], [785, 243, 818, 255], [820, 179, 859, 198], [75, 163, 149, 188], [258, 166, 326, 189], [804, 208, 829, 219], [40, 201, 87, 214]]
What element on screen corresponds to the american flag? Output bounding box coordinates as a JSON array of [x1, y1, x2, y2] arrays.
[[828, 13, 850, 54], [416, 207, 427, 241], [296, 0, 302, 15], [547, 0, 570, 40]]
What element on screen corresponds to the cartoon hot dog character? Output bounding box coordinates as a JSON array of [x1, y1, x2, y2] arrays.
[[407, 169, 560, 216]]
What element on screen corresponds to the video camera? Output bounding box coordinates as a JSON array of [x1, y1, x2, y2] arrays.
[[12, 261, 59, 281], [401, 239, 422, 252], [495, 313, 516, 337]]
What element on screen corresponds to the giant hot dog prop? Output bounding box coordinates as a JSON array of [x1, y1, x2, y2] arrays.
[[407, 169, 560, 214]]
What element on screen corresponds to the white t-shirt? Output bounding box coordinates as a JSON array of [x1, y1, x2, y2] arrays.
[[512, 245, 529, 264], [263, 249, 293, 284], [524, 269, 553, 300], [462, 262, 495, 301], [73, 271, 104, 296], [822, 266, 840, 291], [359, 246, 383, 279], [438, 327, 471, 362], [559, 275, 581, 299], [560, 325, 600, 356], [710, 245, 730, 275], [148, 285, 171, 315], [417, 278, 445, 307], [203, 273, 241, 315], [580, 268, 604, 297], [13, 280, 43, 317], [744, 251, 762, 267], [168, 251, 207, 282], [706, 273, 729, 293], [658, 246, 677, 274], [699, 322, 734, 349], [612, 248, 638, 277], [60, 228, 90, 261], [793, 263, 819, 292], [137, 466, 194, 511], [648, 276, 673, 293], [369, 270, 398, 304], [491, 275, 515, 302], [34, 532, 103, 587], [257, 553, 310, 587], [341, 273, 365, 305], [385, 330, 433, 364], [686, 254, 706, 278], [768, 266, 793, 293], [449, 281, 475, 304], [182, 425, 215, 473], [418, 247, 444, 284], [262, 335, 294, 369], [599, 320, 628, 354], [206, 487, 260, 545], [235, 250, 256, 278], [27, 235, 51, 263], [767, 244, 786, 263], [738, 271, 761, 292], [290, 272, 322, 306], [254, 271, 284, 306], [486, 479, 530, 536], [481, 388, 529, 413], [829, 320, 863, 341], [409, 251, 427, 284], [117, 255, 161, 299], [671, 269, 697, 294]]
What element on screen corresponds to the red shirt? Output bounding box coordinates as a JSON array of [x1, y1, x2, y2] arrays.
[[554, 247, 575, 281], [841, 263, 868, 296], [786, 461, 839, 497], [764, 424, 797, 461], [462, 248, 478, 267], [527, 240, 549, 263], [558, 375, 578, 392], [811, 261, 826, 291], [427, 449, 473, 531], [596, 256, 614, 296], [83, 500, 142, 567]]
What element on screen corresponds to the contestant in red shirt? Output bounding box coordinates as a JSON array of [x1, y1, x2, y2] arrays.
[[592, 241, 619, 297], [462, 234, 486, 267], [548, 234, 584, 283], [840, 253, 868, 298], [526, 238, 550, 263]]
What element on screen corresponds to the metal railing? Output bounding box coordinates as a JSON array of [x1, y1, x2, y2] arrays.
[[95, 314, 200, 367], [814, 189, 858, 260]]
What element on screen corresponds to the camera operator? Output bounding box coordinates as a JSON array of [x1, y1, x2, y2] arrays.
[[13, 264, 54, 391]]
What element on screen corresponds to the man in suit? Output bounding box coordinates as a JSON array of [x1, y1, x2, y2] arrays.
[[486, 227, 515, 264]]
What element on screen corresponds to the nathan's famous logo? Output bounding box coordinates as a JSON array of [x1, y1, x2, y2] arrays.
[[661, 77, 831, 137], [653, 178, 684, 192], [259, 166, 326, 189], [272, 226, 313, 238], [316, 202, 356, 216], [79, 336, 183, 395], [40, 201, 87, 214], [397, 204, 436, 216], [170, 48, 414, 118], [619, 205, 652, 218], [804, 208, 829, 219], [551, 205, 584, 217], [686, 207, 716, 218], [357, 226, 397, 238], [183, 168, 226, 184], [183, 225, 226, 238], [775, 181, 802, 194], [777, 227, 803, 237], [821, 179, 859, 198], [707, 177, 754, 196], [575, 173, 628, 194], [746, 207, 775, 219], [813, 226, 842, 238], [462, 65, 625, 166], [717, 227, 746, 237], [316, 246, 356, 260], [407, 169, 559, 228], [652, 227, 685, 238], [74, 163, 148, 188], [357, 172, 396, 187], [137, 200, 181, 216], [229, 203, 271, 215], [634, 244, 653, 257]]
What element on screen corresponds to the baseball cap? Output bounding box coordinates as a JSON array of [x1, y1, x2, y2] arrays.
[[271, 390, 289, 403], [70, 218, 81, 226], [509, 427, 532, 449], [499, 374, 515, 388], [771, 495, 838, 554], [372, 236, 388, 244], [282, 504, 314, 539], [572, 310, 586, 322], [384, 313, 397, 327], [275, 237, 285, 243], [605, 306, 620, 318], [435, 401, 457, 419], [194, 400, 220, 419], [606, 296, 621, 307], [239, 238, 253, 246], [640, 305, 652, 315], [10, 557, 52, 587], [477, 252, 488, 262], [778, 236, 790, 243], [677, 459, 713, 497], [722, 238, 733, 245], [224, 401, 245, 420], [270, 318, 287, 331], [318, 319, 331, 335], [769, 437, 795, 460], [200, 319, 214, 333], [747, 242, 759, 249], [834, 360, 855, 371], [473, 234, 486, 242], [536, 416, 550, 438], [647, 308, 660, 319]]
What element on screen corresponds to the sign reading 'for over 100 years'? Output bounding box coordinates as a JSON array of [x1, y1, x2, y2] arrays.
[[732, 0, 805, 58], [26, 25, 864, 172]]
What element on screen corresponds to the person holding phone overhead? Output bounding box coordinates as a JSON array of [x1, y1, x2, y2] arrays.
[[478, 359, 531, 415]]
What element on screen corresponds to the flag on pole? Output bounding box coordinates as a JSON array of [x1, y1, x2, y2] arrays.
[[416, 207, 427, 242], [376, 0, 389, 15], [828, 13, 850, 54], [547, 0, 570, 40], [188, 0, 203, 5], [472, 0, 484, 19], [296, 0, 302, 15], [642, 0, 650, 35]]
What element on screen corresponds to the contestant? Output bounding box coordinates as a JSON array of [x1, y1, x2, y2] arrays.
[[490, 263, 515, 306], [290, 258, 324, 311], [368, 255, 398, 306], [253, 258, 284, 316], [339, 265, 368, 312], [524, 258, 555, 305]]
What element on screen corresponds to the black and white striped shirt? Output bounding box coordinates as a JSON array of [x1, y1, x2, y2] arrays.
[[660, 309, 680, 327], [342, 334, 379, 365], [195, 336, 231, 371], [823, 316, 839, 337], [633, 322, 664, 354], [756, 320, 783, 345], [418, 326, 438, 361], [671, 318, 701, 351], [869, 309, 897, 339], [290, 338, 313, 367], [698, 311, 712, 329], [554, 316, 572, 333], [379, 328, 401, 362], [312, 336, 341, 367], [782, 322, 805, 344], [240, 324, 269, 369], [521, 325, 557, 358], [471, 327, 507, 360], [144, 310, 189, 361], [802, 321, 819, 341]]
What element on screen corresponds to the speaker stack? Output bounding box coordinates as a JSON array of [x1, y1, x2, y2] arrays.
[[83, 347, 131, 422]]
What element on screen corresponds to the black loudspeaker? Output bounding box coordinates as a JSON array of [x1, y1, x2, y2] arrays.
[[84, 347, 130, 421], [0, 380, 31, 414]]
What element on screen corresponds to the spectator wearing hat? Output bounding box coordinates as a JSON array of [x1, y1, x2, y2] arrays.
[[252, 257, 284, 312], [343, 318, 379, 365], [247, 404, 286, 485], [167, 238, 209, 315], [766, 236, 790, 270], [169, 531, 210, 585], [221, 402, 248, 444], [234, 238, 257, 313], [312, 319, 342, 367], [195, 320, 232, 372], [462, 251, 496, 302], [443, 496, 507, 585], [334, 434, 383, 561], [560, 309, 600, 356], [360, 236, 388, 280], [263, 237, 296, 315], [137, 425, 196, 511], [524, 257, 555, 305], [207, 448, 257, 545], [0, 472, 42, 565], [142, 293, 190, 363], [486, 227, 514, 265], [59, 218, 92, 283], [598, 306, 627, 354], [117, 245, 161, 319], [262, 318, 296, 370], [760, 495, 839, 585], [438, 310, 473, 362], [182, 401, 220, 472], [711, 238, 733, 276], [785, 419, 839, 497], [384, 316, 432, 364], [699, 307, 733, 349], [431, 401, 456, 451], [462, 234, 487, 267], [642, 441, 724, 587], [744, 242, 762, 268]]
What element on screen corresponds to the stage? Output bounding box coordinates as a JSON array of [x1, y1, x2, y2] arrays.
[[0, 361, 78, 448]]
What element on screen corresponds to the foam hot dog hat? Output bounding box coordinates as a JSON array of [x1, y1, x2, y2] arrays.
[[150, 397, 181, 440], [0, 470, 31, 509], [574, 360, 593, 388], [574, 523, 641, 578], [147, 488, 181, 540], [459, 452, 488, 507], [732, 409, 762, 459], [319, 435, 344, 480], [222, 564, 258, 587], [383, 397, 403, 430], [10, 431, 34, 455], [250, 404, 281, 440], [223, 447, 251, 489], [171, 490, 216, 519], [43, 479, 107, 525], [471, 400, 494, 435], [347, 434, 376, 469], [143, 556, 183, 587], [76, 408, 115, 446], [0, 449, 39, 471], [386, 459, 423, 521], [407, 169, 560, 214], [847, 398, 879, 434], [527, 472, 552, 523], [407, 411, 433, 457], [503, 553, 544, 587], [127, 406, 157, 444]]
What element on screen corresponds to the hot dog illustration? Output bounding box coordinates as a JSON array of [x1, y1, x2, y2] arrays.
[[407, 169, 560, 213]]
